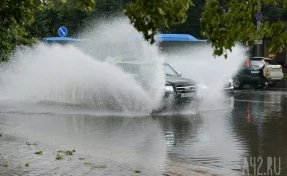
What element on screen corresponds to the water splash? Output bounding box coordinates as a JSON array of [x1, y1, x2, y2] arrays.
[[161, 43, 247, 112], [164, 44, 246, 91], [0, 18, 165, 115], [0, 17, 247, 115]]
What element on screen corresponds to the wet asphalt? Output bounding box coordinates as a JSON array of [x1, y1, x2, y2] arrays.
[[0, 90, 287, 176]]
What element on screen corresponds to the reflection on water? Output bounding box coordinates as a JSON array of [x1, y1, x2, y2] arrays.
[[231, 91, 287, 175], [1, 91, 287, 175]]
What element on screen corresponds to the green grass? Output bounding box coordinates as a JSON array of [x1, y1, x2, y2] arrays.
[[34, 151, 43, 155], [84, 162, 92, 166], [26, 142, 37, 146], [284, 73, 287, 79], [92, 164, 107, 169], [25, 163, 30, 167], [1, 163, 8, 167], [135, 170, 141, 173], [56, 154, 64, 160], [57, 149, 76, 156], [65, 150, 73, 156]]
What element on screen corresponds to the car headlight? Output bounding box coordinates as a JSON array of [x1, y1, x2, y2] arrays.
[[165, 85, 174, 92]]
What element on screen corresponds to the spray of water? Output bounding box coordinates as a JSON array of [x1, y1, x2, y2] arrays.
[[163, 43, 247, 110], [0, 16, 247, 115], [0, 18, 165, 115]]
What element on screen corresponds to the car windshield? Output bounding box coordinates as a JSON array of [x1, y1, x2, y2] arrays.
[[164, 63, 178, 76], [264, 59, 278, 65], [250, 60, 265, 68]]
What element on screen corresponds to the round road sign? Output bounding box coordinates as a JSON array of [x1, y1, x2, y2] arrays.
[[58, 26, 68, 37]]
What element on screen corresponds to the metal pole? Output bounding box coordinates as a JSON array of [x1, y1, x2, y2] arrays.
[[285, 21, 287, 66], [256, 21, 260, 56], [256, 11, 263, 57]]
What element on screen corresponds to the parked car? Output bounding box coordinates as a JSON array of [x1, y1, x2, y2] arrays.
[[263, 58, 284, 87], [109, 59, 199, 111], [233, 57, 283, 89]]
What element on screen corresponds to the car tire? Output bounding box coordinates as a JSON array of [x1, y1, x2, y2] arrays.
[[256, 81, 268, 90]]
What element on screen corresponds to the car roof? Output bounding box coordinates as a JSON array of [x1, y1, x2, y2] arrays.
[[263, 58, 274, 61], [250, 56, 268, 60]]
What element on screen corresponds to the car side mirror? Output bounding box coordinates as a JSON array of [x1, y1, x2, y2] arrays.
[[177, 72, 182, 76]]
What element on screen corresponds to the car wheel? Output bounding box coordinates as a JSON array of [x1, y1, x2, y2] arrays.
[[233, 79, 242, 89]]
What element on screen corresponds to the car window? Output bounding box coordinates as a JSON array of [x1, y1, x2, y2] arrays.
[[264, 59, 278, 65], [163, 63, 178, 76], [250, 60, 265, 68]]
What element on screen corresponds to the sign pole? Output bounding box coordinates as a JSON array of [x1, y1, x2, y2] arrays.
[[285, 21, 287, 66], [256, 12, 263, 57]]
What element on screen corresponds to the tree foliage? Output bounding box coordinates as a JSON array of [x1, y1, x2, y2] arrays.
[[163, 0, 205, 39], [124, 0, 193, 44], [3, 0, 287, 61], [0, 0, 96, 61], [0, 0, 36, 61], [201, 0, 287, 58]]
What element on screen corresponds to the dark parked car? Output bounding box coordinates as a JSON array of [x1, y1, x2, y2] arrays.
[[233, 57, 283, 89], [111, 60, 199, 111], [233, 57, 267, 89]]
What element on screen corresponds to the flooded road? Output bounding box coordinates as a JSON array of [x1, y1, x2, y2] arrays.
[[0, 90, 287, 176]]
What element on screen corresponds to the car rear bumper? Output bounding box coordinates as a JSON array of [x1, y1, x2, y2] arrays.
[[266, 73, 284, 80], [240, 75, 266, 85]]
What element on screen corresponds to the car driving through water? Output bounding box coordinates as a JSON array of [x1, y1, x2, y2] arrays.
[[108, 58, 200, 111]]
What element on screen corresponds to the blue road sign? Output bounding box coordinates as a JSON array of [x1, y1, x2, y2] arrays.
[[256, 12, 262, 21], [58, 26, 68, 37]]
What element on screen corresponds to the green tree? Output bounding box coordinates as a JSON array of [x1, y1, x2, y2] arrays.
[[162, 0, 205, 39], [0, 0, 96, 61], [5, 0, 287, 62], [29, 5, 91, 38], [124, 0, 193, 44], [0, 0, 36, 61], [201, 0, 287, 58]]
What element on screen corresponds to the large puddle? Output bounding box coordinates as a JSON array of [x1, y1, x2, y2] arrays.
[[1, 92, 287, 175]]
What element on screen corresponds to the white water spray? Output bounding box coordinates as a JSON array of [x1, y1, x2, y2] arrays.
[[0, 17, 247, 115], [163, 43, 247, 110], [0, 18, 165, 114]]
